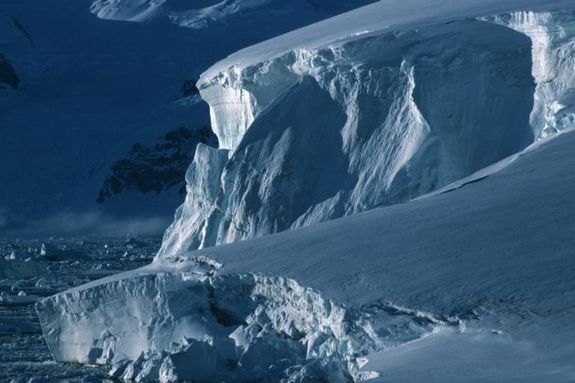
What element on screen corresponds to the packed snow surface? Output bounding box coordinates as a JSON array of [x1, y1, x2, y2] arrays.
[[159, 1, 575, 256], [37, 129, 575, 381]]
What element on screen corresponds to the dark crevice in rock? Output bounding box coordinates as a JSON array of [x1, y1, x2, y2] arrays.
[[97, 126, 218, 203], [0, 53, 20, 89]]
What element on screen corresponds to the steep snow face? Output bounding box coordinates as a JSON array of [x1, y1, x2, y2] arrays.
[[158, 19, 540, 257], [90, 0, 376, 28], [37, 257, 456, 382], [483, 10, 575, 137]]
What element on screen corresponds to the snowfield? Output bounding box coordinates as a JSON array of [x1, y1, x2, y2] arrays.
[[34, 0, 575, 381]]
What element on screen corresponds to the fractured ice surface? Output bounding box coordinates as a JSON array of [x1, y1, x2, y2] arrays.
[[158, 1, 575, 257], [37, 257, 455, 382]]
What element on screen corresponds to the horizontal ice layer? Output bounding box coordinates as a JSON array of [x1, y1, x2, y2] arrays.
[[37, 128, 575, 381]]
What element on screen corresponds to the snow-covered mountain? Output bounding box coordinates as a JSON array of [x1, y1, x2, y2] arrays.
[[90, 0, 378, 29], [0, 0, 373, 236], [158, 0, 575, 258], [35, 0, 575, 381]]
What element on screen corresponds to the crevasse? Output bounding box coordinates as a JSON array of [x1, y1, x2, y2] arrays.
[[155, 10, 575, 259]]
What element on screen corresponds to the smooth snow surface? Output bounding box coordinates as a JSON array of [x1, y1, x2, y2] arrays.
[[159, 2, 575, 257], [37, 129, 575, 381]]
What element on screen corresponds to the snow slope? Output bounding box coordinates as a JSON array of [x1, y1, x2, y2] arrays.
[[0, 0, 372, 236], [37, 127, 575, 381], [90, 0, 376, 29], [158, 0, 575, 256]]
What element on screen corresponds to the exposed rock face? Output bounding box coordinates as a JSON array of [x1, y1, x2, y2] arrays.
[[97, 127, 218, 203], [0, 53, 20, 89]]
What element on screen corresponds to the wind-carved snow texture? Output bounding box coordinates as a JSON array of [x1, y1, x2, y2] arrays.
[[157, 17, 555, 258], [36, 257, 457, 382]]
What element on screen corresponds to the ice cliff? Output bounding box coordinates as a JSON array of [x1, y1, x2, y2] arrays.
[[158, 1, 575, 258], [37, 257, 454, 382]]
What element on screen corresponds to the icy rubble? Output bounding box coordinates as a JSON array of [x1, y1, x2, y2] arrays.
[[37, 257, 455, 382]]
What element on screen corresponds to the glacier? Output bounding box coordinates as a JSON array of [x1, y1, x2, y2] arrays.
[[35, 0, 575, 381], [158, 0, 575, 257]]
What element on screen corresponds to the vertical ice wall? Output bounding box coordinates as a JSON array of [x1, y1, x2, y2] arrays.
[[157, 18, 549, 260], [484, 10, 575, 137]]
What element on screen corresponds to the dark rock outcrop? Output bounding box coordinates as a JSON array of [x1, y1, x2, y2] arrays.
[[182, 79, 199, 98], [97, 126, 218, 203], [0, 53, 20, 89]]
